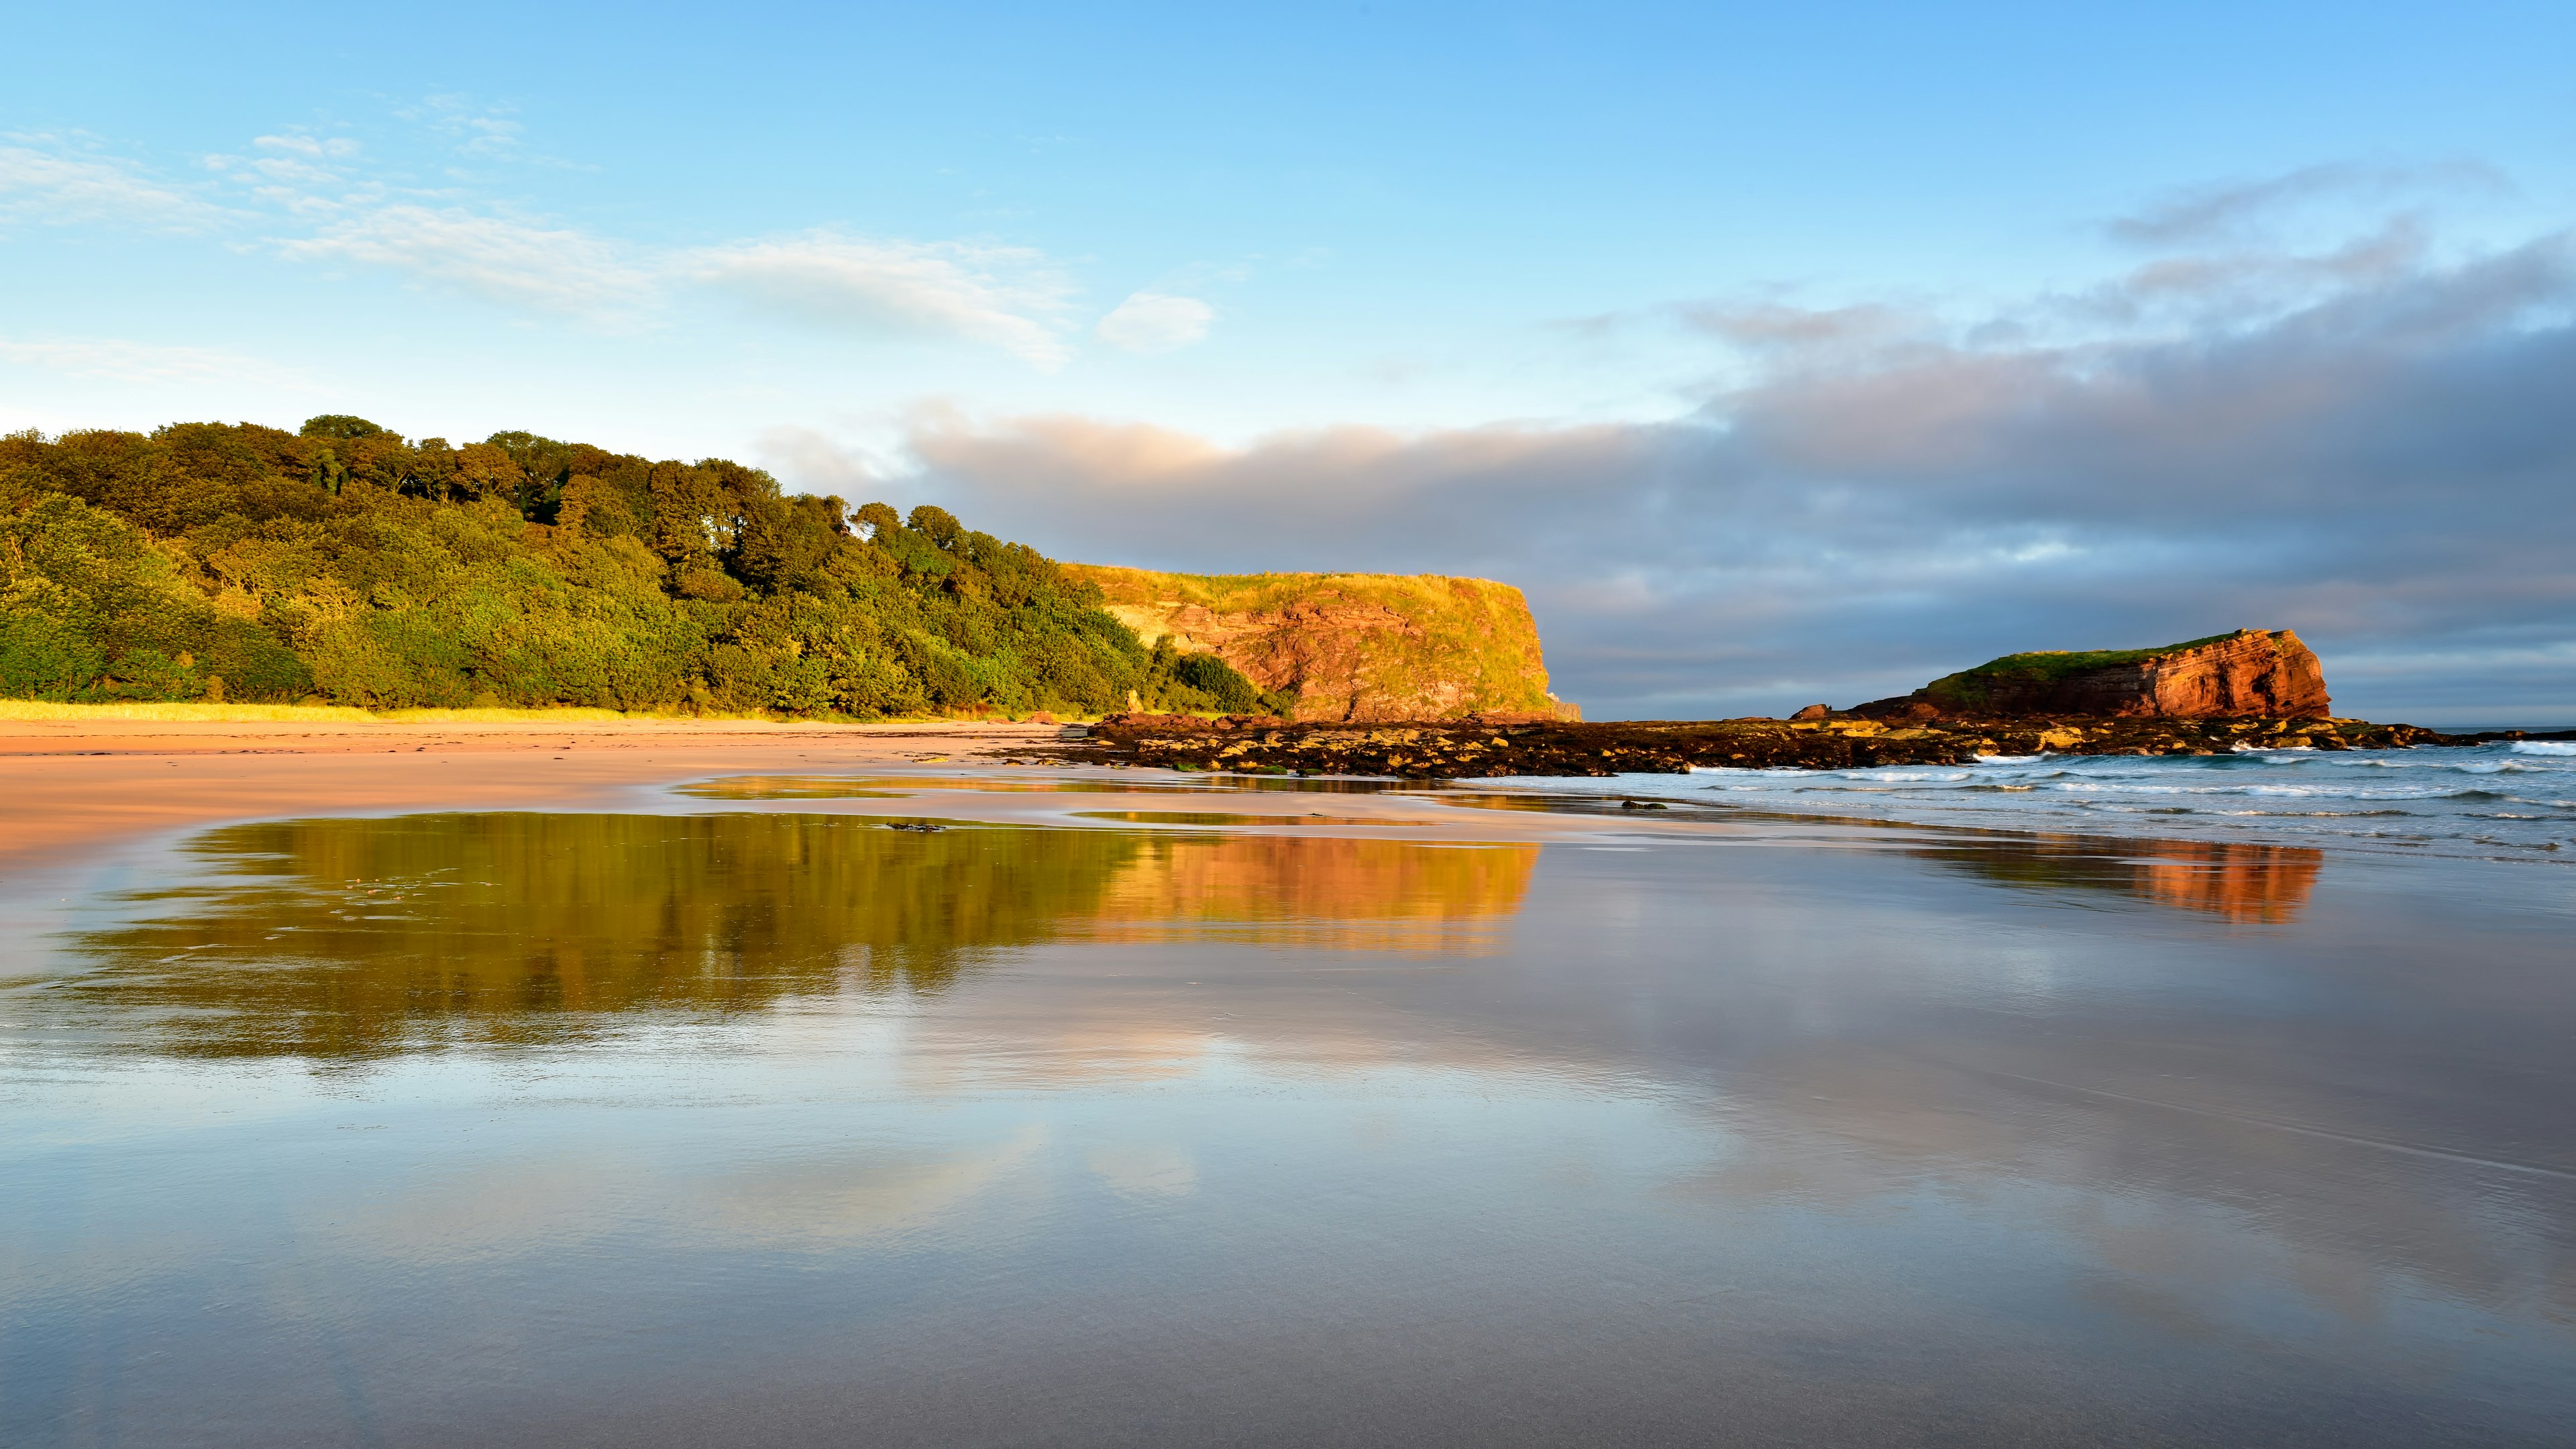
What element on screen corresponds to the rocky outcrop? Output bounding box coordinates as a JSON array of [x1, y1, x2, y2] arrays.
[[1856, 629, 2330, 720], [1065, 564, 1578, 724], [1061, 714, 2505, 779]]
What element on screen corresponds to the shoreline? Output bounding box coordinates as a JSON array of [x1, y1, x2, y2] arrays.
[[0, 717, 1075, 877], [0, 716, 1694, 884], [4, 712, 2564, 895]]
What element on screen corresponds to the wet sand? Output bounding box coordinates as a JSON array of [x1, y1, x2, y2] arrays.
[[0, 718, 1068, 875], [4, 729, 2571, 1448], [0, 717, 1696, 884]]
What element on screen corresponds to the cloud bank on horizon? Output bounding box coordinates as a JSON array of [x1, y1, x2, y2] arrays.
[[877, 217, 2576, 722], [4, 1, 2571, 722]]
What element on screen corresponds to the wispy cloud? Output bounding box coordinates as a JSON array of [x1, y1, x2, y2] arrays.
[[690, 231, 1079, 367], [251, 133, 361, 160], [2106, 160, 2508, 247], [0, 136, 229, 230], [7, 114, 1094, 364], [1095, 292, 1216, 352], [0, 335, 318, 390], [278, 204, 659, 321]]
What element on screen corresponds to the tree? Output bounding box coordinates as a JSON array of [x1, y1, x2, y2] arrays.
[[300, 415, 386, 439]]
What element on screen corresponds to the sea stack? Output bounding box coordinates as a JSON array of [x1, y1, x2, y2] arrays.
[[1857, 629, 2331, 720]]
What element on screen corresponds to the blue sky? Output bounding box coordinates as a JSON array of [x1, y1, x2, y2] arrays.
[[7, 2, 2574, 720]]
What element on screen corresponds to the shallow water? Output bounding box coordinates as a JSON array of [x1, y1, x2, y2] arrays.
[[1482, 740, 2576, 861], [3, 794, 2571, 1446]]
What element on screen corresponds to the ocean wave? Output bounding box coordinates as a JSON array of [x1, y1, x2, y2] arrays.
[[1519, 741, 2575, 863], [2037, 781, 2510, 800], [2511, 741, 2576, 756]]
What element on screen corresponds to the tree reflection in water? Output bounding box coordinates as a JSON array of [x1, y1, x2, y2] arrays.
[[54, 813, 1538, 1062]]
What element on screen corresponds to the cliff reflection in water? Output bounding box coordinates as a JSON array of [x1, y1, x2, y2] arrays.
[[1916, 835, 2324, 922], [1438, 788, 2326, 922], [55, 813, 1537, 1061]]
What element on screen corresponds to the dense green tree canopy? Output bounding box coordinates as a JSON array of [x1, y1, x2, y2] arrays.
[[0, 417, 1277, 716]]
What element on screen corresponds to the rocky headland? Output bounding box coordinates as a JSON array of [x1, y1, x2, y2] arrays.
[[1063, 564, 1579, 724], [1850, 629, 2332, 720]]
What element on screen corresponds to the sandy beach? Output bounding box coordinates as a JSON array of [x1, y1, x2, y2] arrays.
[[0, 715, 1714, 890], [0, 717, 1081, 876]]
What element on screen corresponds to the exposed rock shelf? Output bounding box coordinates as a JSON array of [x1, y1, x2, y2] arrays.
[[1057, 712, 2546, 779]]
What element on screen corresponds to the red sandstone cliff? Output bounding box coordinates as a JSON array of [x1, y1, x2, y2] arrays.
[[1859, 629, 2332, 720], [1063, 564, 1578, 723]]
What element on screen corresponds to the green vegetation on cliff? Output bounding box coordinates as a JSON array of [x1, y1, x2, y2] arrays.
[[1925, 631, 2247, 707], [0, 417, 1260, 717]]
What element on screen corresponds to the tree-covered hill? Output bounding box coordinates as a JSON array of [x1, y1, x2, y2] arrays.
[[0, 416, 1277, 717]]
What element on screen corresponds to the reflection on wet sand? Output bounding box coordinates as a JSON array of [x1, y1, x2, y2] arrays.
[[1435, 787, 2326, 923], [11, 794, 2576, 1448], [1069, 810, 1435, 828], [50, 813, 1538, 1060], [55, 815, 1134, 1057], [1434, 790, 1720, 817], [1915, 835, 2324, 922], [677, 774, 1175, 797], [676, 772, 1426, 799], [1079, 834, 1536, 952]]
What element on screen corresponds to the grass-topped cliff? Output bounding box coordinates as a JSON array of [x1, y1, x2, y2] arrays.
[[1061, 564, 1574, 722], [0, 416, 1266, 718], [1923, 631, 2249, 706], [1884, 629, 2330, 719]]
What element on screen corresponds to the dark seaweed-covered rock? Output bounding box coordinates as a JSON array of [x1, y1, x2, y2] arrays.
[[1042, 712, 2531, 779]]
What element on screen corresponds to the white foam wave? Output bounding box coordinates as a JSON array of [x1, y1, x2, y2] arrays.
[[1528, 740, 2576, 863]]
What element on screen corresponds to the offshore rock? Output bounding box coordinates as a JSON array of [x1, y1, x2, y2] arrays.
[[1065, 564, 1580, 724], [1856, 629, 2331, 720]]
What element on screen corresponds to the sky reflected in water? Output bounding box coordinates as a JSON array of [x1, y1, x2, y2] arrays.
[[3, 807, 2570, 1447]]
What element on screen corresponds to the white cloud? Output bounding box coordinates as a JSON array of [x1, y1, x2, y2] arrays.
[[0, 138, 227, 230], [0, 335, 317, 390], [251, 133, 360, 160], [5, 123, 1081, 360], [411, 95, 525, 158], [1095, 291, 1216, 353], [278, 204, 657, 321], [896, 228, 2576, 721], [690, 231, 1079, 368], [756, 424, 887, 496]]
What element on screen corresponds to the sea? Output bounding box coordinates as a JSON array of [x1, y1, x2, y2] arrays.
[[1484, 739, 2576, 862]]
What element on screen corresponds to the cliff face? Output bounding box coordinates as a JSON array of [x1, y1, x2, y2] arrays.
[[1063, 564, 1576, 723], [1860, 629, 2331, 720]]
